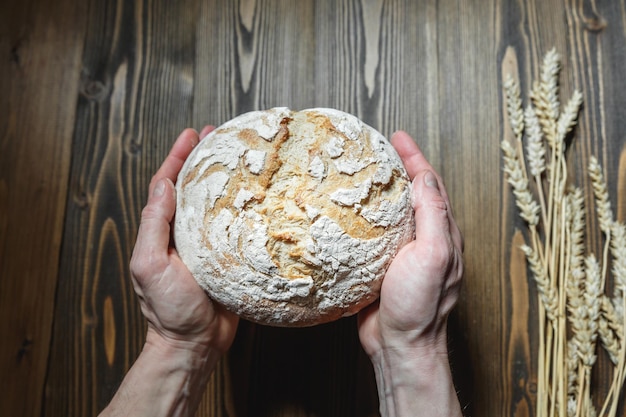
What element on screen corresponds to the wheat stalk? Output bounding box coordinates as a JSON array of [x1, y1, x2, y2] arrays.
[[502, 48, 626, 417]]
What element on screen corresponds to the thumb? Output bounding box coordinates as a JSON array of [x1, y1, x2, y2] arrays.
[[413, 170, 448, 214], [412, 170, 451, 254], [131, 178, 177, 278]]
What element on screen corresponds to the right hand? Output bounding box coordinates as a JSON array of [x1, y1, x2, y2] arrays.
[[358, 130, 464, 357]]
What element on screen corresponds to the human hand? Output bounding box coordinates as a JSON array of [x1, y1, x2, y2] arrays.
[[130, 126, 239, 355], [357, 131, 464, 416], [358, 130, 463, 354], [100, 127, 240, 417]]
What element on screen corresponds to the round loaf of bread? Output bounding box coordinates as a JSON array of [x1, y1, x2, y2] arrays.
[[174, 107, 415, 326]]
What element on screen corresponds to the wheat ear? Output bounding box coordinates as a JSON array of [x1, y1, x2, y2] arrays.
[[588, 157, 613, 234], [524, 104, 549, 225], [556, 90, 583, 142], [567, 338, 580, 395], [505, 75, 525, 141], [610, 222, 626, 300], [502, 48, 626, 417], [599, 295, 623, 365], [541, 48, 561, 121], [524, 104, 546, 177], [522, 244, 558, 321], [530, 50, 560, 147], [501, 141, 541, 226], [582, 255, 602, 367]]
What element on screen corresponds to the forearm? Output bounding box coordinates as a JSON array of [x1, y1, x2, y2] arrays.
[[99, 332, 220, 417], [370, 346, 462, 417]]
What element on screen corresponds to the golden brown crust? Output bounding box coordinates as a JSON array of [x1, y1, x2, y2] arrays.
[[174, 108, 415, 327]]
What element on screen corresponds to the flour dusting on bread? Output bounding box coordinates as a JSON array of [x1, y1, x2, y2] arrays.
[[174, 108, 415, 326]]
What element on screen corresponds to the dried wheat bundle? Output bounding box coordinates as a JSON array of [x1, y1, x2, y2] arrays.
[[502, 48, 626, 417]]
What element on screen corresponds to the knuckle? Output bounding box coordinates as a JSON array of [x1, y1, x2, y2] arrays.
[[427, 194, 449, 212], [428, 238, 454, 271], [130, 250, 167, 286], [414, 193, 448, 213], [129, 252, 148, 278], [428, 238, 464, 284], [140, 202, 161, 222]]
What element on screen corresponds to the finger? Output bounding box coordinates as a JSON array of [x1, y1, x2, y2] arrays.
[[391, 131, 449, 203], [149, 128, 200, 196], [199, 125, 215, 139], [131, 178, 177, 278], [392, 130, 458, 224], [390, 131, 435, 181]]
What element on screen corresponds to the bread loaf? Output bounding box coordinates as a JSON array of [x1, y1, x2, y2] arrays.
[[174, 108, 415, 326]]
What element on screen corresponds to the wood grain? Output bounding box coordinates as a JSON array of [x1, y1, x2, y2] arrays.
[[0, 0, 625, 416], [44, 0, 202, 413], [0, 0, 86, 416]]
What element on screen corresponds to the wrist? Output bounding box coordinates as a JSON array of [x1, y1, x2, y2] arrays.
[[368, 335, 462, 417], [142, 328, 223, 394], [370, 341, 451, 395], [100, 330, 221, 417], [145, 327, 215, 362], [142, 334, 213, 381]]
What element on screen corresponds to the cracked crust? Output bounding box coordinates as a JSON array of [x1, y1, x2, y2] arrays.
[[174, 107, 415, 326]]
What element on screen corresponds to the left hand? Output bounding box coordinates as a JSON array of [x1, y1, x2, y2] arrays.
[[129, 126, 239, 355]]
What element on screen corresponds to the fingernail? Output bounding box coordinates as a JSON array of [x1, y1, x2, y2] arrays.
[[199, 125, 214, 140], [153, 179, 166, 197], [424, 171, 439, 189], [190, 130, 199, 147]]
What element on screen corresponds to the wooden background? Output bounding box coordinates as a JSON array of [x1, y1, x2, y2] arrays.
[[1, 0, 625, 416]]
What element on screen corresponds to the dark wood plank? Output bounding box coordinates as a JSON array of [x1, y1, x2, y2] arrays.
[[43, 0, 204, 414], [0, 0, 624, 416], [0, 0, 86, 416]]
